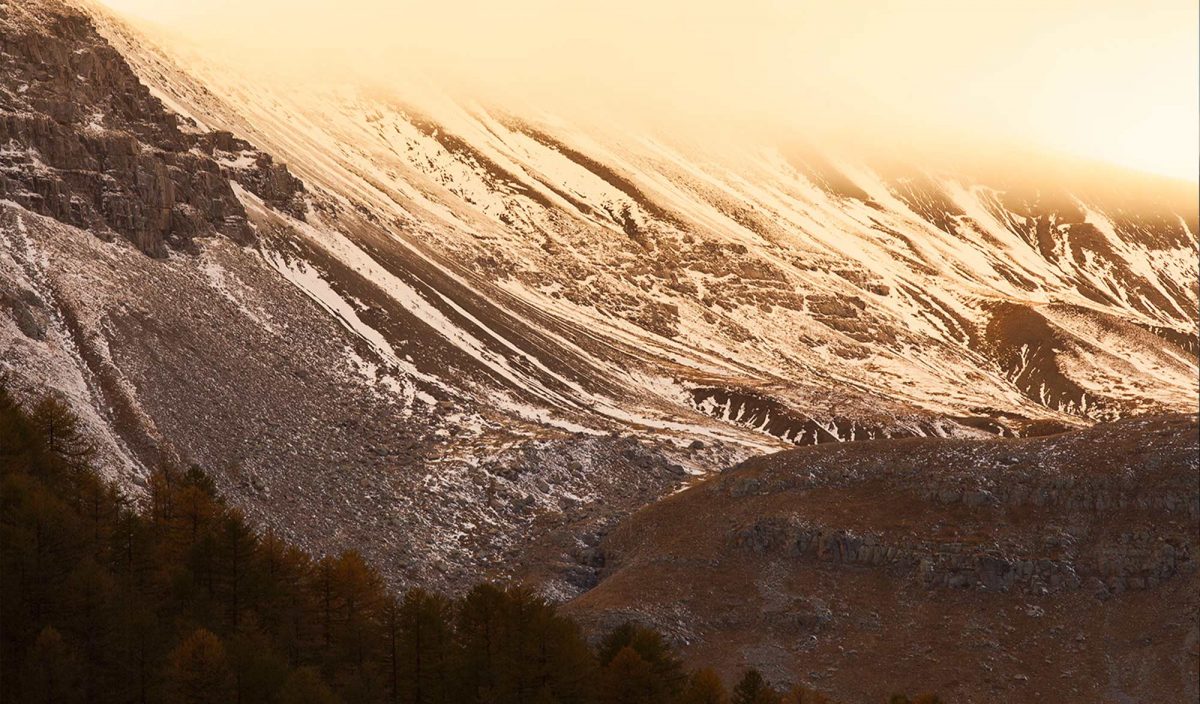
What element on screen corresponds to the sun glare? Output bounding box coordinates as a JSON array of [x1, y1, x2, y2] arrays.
[[95, 0, 1199, 182]]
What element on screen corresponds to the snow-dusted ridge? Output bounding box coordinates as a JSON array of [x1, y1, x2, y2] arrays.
[[1, 0, 1196, 589]]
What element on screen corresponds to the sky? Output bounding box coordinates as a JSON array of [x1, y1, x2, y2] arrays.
[[96, 0, 1199, 182]]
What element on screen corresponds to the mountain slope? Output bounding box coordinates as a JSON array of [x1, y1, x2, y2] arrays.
[[0, 0, 1196, 591], [565, 414, 1200, 703], [91, 2, 1197, 432]]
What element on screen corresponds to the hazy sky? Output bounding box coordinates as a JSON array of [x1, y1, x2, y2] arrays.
[[97, 0, 1199, 181]]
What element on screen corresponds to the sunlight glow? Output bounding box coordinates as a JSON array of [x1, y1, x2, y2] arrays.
[[95, 0, 1199, 181]]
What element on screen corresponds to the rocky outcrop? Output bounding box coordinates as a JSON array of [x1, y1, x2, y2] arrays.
[[690, 386, 1006, 445], [720, 416, 1199, 600], [0, 0, 304, 256], [194, 130, 307, 219], [733, 518, 1195, 596]]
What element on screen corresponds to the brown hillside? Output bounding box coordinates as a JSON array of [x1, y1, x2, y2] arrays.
[[567, 415, 1200, 703]]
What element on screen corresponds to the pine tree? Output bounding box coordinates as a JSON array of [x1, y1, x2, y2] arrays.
[[216, 510, 259, 629], [394, 589, 456, 704], [599, 646, 659, 704], [731, 670, 781, 704], [680, 668, 729, 704], [456, 583, 508, 701], [23, 625, 83, 704], [111, 603, 162, 704], [64, 557, 118, 703], [278, 666, 343, 704], [598, 622, 684, 698], [164, 628, 236, 704], [257, 529, 313, 666], [516, 589, 595, 704], [28, 395, 94, 469], [228, 626, 290, 704]]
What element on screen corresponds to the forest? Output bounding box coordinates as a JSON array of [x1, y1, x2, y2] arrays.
[[0, 382, 940, 704]]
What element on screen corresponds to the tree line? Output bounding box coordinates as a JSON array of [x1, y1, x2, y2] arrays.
[[0, 383, 941, 704]]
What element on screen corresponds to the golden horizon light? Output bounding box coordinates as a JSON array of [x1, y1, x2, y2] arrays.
[[96, 0, 1199, 182]]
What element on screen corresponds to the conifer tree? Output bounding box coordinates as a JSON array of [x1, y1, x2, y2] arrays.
[[278, 666, 343, 704], [164, 628, 236, 704], [456, 583, 509, 701], [731, 670, 781, 704], [28, 395, 94, 468], [680, 667, 729, 704], [23, 626, 83, 704], [394, 589, 456, 704], [600, 646, 660, 704], [598, 622, 685, 698]]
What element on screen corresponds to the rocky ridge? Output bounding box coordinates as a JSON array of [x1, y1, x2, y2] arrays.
[[0, 0, 303, 255]]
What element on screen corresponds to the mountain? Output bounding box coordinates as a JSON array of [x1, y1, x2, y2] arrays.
[[564, 413, 1200, 702], [1, 0, 1196, 604]]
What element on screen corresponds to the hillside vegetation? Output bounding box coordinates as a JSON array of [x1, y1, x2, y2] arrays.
[[0, 382, 939, 704]]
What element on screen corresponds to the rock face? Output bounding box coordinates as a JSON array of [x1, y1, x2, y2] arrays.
[[0, 0, 303, 256], [566, 415, 1200, 703]]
